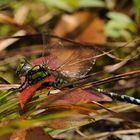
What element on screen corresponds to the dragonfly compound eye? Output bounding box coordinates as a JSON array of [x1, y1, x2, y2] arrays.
[[16, 63, 31, 76]]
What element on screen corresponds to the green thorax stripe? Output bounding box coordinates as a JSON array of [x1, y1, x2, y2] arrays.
[[30, 71, 47, 80], [27, 65, 50, 84]]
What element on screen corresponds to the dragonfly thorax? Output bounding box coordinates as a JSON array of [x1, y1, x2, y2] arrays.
[[26, 65, 50, 85]]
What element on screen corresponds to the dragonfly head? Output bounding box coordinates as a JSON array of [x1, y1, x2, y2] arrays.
[[16, 62, 31, 77]]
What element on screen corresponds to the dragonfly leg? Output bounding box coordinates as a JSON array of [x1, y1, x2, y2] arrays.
[[47, 91, 50, 96], [18, 78, 28, 91]]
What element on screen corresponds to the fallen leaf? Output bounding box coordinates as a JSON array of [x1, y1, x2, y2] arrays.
[[77, 18, 106, 45], [54, 11, 93, 37], [10, 127, 52, 140], [0, 134, 11, 140], [41, 88, 112, 107], [18, 76, 56, 109]]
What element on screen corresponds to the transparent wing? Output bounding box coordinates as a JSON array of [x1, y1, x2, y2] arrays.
[[58, 45, 97, 79], [45, 40, 98, 80]]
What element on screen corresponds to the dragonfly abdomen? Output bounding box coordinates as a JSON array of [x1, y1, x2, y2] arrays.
[[95, 88, 140, 105], [108, 92, 140, 105], [41, 78, 64, 88]]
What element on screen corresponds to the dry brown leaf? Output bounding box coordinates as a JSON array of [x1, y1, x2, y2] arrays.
[[10, 127, 52, 140], [14, 5, 29, 25], [0, 134, 11, 140], [0, 13, 17, 25], [42, 115, 91, 129], [77, 18, 106, 45], [0, 30, 26, 51], [0, 13, 36, 33], [54, 11, 93, 37]]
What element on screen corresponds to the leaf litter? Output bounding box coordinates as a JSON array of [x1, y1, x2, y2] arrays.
[[0, 2, 140, 140]]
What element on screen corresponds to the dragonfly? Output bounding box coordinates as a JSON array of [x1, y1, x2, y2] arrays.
[[16, 34, 99, 108], [16, 34, 140, 109]]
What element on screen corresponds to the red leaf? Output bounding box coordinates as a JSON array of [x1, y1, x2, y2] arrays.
[[18, 75, 56, 109], [31, 55, 61, 70], [42, 88, 112, 107], [18, 82, 42, 109], [53, 89, 112, 105]]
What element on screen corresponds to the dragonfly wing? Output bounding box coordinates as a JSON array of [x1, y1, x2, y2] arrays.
[[31, 55, 61, 70], [33, 35, 100, 79], [59, 47, 97, 79], [47, 43, 98, 79]]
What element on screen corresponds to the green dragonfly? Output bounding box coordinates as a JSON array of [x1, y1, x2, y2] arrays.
[[15, 34, 140, 109], [16, 34, 99, 108]]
